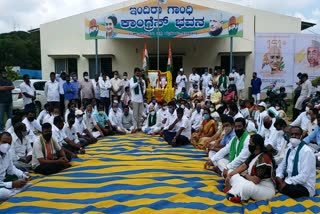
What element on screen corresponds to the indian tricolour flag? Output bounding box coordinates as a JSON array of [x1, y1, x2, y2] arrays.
[[142, 43, 149, 71], [167, 41, 172, 72]]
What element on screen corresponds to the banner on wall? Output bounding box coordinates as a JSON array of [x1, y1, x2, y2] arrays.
[[294, 34, 320, 83], [254, 33, 295, 92], [85, 0, 243, 39]]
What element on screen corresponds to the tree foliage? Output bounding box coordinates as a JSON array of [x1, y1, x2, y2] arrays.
[[0, 30, 41, 70]]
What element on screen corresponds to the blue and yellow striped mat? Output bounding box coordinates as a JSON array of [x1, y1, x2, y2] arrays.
[[0, 133, 319, 213]]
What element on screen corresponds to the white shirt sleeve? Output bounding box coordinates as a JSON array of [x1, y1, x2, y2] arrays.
[[227, 136, 251, 170], [211, 140, 232, 162]]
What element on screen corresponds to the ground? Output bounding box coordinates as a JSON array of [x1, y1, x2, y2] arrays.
[[0, 133, 319, 213]]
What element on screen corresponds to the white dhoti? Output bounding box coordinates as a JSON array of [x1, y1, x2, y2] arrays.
[[228, 174, 275, 201], [295, 96, 307, 110], [0, 183, 32, 200]]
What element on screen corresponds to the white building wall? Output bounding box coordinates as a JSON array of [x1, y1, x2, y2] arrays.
[[41, 0, 301, 97]]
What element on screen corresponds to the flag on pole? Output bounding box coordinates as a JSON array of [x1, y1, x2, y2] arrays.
[[167, 41, 173, 72], [142, 43, 149, 71]]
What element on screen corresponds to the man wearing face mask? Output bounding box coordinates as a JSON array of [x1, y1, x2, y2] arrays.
[[108, 102, 126, 135], [189, 69, 200, 90], [0, 70, 14, 131], [10, 123, 32, 171], [70, 73, 80, 108], [147, 101, 167, 135], [205, 81, 214, 100], [82, 105, 104, 138], [93, 104, 114, 136], [205, 118, 250, 176], [303, 113, 320, 153], [79, 71, 95, 106], [304, 108, 318, 138], [142, 106, 158, 135], [45, 72, 60, 109], [22, 110, 42, 145], [190, 103, 203, 133], [74, 110, 98, 145], [175, 68, 188, 93], [148, 96, 159, 112], [189, 83, 203, 101], [63, 74, 76, 111], [162, 101, 178, 135], [210, 82, 222, 109], [290, 102, 313, 132], [276, 126, 316, 198], [111, 71, 123, 103], [32, 123, 71, 175], [122, 72, 129, 91], [201, 69, 212, 95], [163, 108, 191, 147], [20, 74, 36, 112], [0, 132, 31, 200], [121, 105, 137, 134]]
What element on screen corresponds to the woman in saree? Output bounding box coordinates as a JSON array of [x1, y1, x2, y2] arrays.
[[191, 108, 217, 150], [224, 134, 275, 203]]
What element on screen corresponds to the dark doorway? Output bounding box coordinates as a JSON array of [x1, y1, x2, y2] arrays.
[[221, 55, 246, 75]]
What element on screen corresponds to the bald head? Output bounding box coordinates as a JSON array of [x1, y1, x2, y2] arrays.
[[263, 116, 272, 129]]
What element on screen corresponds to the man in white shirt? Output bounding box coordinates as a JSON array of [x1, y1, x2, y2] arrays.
[[110, 71, 123, 102], [189, 69, 200, 89], [109, 102, 126, 134], [201, 70, 212, 95], [205, 81, 214, 101], [45, 72, 60, 109], [122, 72, 130, 91], [290, 102, 313, 132], [204, 118, 251, 175], [130, 68, 146, 130], [163, 108, 191, 147], [190, 104, 203, 132], [236, 69, 245, 100], [228, 67, 239, 86], [275, 126, 316, 198], [260, 116, 277, 146], [304, 108, 318, 138], [228, 102, 244, 120], [239, 100, 250, 119], [74, 110, 99, 145], [162, 101, 178, 132], [0, 132, 31, 200], [99, 73, 112, 115], [56, 72, 66, 114], [255, 102, 269, 135], [10, 123, 32, 171], [22, 110, 42, 145], [92, 74, 101, 105], [20, 74, 36, 112], [83, 105, 104, 138], [147, 101, 168, 135], [175, 68, 187, 93], [295, 73, 313, 112], [37, 103, 50, 125], [121, 105, 137, 134]]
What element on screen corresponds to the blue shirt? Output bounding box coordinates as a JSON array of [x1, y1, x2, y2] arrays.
[[251, 78, 262, 94], [303, 126, 320, 145], [220, 129, 236, 146], [93, 111, 109, 127], [71, 81, 80, 99], [63, 82, 76, 101]]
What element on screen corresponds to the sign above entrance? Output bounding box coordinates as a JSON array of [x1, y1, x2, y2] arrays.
[[85, 0, 243, 39]]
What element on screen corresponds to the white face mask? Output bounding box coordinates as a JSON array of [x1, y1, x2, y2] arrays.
[[84, 76, 89, 80], [275, 106, 280, 111], [278, 130, 284, 135], [306, 114, 311, 120], [150, 111, 155, 116], [21, 131, 28, 137], [290, 138, 301, 148], [77, 117, 83, 122], [0, 143, 10, 154], [305, 107, 310, 112]]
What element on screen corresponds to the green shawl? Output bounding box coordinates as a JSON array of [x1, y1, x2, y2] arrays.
[[229, 131, 249, 162], [285, 142, 305, 177], [148, 113, 157, 127], [218, 75, 227, 90]]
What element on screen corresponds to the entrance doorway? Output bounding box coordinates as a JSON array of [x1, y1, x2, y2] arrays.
[[221, 55, 246, 75], [149, 55, 183, 82]]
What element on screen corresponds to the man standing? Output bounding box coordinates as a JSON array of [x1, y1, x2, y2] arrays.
[[130, 67, 145, 131], [57, 72, 66, 115], [20, 74, 36, 112], [201, 69, 212, 95], [175, 68, 187, 93], [99, 73, 112, 114], [63, 75, 76, 111], [294, 73, 313, 115], [276, 126, 316, 198], [251, 72, 262, 104], [79, 71, 95, 106], [189, 69, 200, 89], [218, 69, 228, 94], [110, 71, 123, 102], [236, 69, 245, 100], [45, 72, 60, 109], [92, 74, 100, 106], [0, 70, 14, 131], [70, 73, 80, 107]]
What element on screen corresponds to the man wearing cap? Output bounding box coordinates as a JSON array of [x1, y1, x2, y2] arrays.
[[205, 81, 214, 100], [175, 68, 187, 93], [254, 102, 269, 135], [307, 40, 320, 67], [74, 109, 98, 145]]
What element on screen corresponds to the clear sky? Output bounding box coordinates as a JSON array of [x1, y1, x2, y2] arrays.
[[0, 0, 319, 34]]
